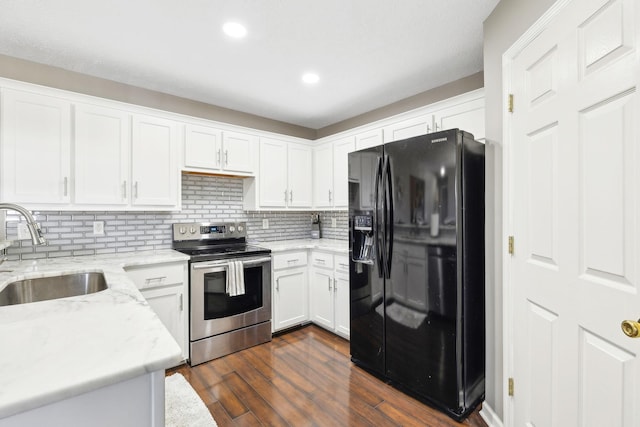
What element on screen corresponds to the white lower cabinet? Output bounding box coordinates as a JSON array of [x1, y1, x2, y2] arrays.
[[124, 261, 188, 363], [272, 251, 308, 332], [309, 251, 350, 339]]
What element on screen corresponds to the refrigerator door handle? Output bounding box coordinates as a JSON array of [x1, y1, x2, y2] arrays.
[[381, 155, 394, 279], [374, 155, 385, 278]]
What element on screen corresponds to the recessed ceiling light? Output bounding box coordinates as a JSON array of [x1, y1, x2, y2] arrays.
[[223, 22, 247, 39], [302, 72, 320, 84]]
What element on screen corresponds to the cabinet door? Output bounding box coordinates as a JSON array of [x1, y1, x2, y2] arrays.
[[309, 267, 335, 330], [433, 97, 485, 141], [332, 137, 355, 208], [1, 89, 71, 204], [221, 130, 255, 174], [74, 103, 130, 206], [334, 272, 350, 339], [259, 138, 288, 208], [131, 115, 180, 208], [287, 143, 313, 208], [355, 128, 383, 150], [273, 268, 308, 331], [313, 143, 333, 208], [405, 256, 428, 311], [383, 114, 433, 143], [184, 124, 221, 171], [141, 284, 186, 362]]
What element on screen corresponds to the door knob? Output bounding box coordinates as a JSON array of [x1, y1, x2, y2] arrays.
[[621, 319, 640, 338]]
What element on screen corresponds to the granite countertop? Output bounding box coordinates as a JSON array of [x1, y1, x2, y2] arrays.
[[257, 238, 349, 254], [0, 249, 189, 419]]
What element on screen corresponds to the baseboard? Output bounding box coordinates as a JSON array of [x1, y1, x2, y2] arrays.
[[479, 403, 503, 427]]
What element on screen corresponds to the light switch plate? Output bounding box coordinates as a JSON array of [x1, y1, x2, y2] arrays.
[[93, 221, 105, 236], [262, 219, 269, 229], [332, 218, 337, 228]]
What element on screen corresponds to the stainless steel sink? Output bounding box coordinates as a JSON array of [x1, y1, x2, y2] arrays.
[[0, 272, 107, 306]]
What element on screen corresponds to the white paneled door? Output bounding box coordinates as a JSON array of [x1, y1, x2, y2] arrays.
[[508, 0, 639, 425]]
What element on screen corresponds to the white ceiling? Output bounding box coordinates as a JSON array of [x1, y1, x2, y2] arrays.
[[0, 0, 499, 129]]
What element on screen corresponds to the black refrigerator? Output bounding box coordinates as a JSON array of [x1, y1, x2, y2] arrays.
[[349, 129, 485, 421]]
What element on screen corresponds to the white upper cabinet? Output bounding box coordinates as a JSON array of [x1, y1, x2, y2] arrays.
[[255, 137, 312, 209], [183, 126, 255, 175], [287, 142, 313, 208], [1, 89, 71, 204], [183, 124, 221, 171], [312, 143, 333, 208], [383, 114, 434, 143], [74, 103, 130, 206], [332, 137, 355, 208], [433, 96, 485, 141], [355, 128, 383, 150], [131, 114, 180, 209], [221, 130, 256, 174], [259, 138, 288, 208], [312, 137, 354, 209]]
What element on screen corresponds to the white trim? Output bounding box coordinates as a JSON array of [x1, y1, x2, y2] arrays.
[[480, 402, 504, 427], [501, 0, 572, 425]]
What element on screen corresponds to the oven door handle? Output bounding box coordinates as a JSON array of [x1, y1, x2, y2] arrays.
[[191, 256, 272, 270]]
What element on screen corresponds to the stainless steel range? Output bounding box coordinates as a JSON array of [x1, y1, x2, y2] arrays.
[[172, 222, 272, 366]]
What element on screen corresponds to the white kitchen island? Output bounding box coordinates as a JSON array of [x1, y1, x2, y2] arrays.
[[0, 250, 188, 427]]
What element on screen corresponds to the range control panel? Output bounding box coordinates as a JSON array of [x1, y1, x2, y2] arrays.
[[172, 222, 247, 241]]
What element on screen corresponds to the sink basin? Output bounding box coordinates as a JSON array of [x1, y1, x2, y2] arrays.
[[0, 272, 107, 306]]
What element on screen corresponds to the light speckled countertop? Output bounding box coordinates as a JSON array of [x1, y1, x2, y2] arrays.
[[257, 238, 349, 254], [0, 249, 189, 419]]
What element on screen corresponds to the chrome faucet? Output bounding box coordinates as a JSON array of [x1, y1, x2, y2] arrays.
[[0, 203, 47, 246]]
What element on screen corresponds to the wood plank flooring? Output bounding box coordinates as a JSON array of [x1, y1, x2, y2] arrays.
[[166, 325, 488, 427]]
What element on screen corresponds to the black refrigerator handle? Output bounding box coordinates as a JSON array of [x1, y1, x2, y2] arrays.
[[374, 155, 384, 278], [383, 155, 394, 279]]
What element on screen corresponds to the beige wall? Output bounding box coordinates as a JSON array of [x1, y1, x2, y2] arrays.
[[0, 54, 317, 140], [483, 0, 556, 420]]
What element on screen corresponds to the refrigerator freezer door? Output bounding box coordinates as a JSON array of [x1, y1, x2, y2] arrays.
[[349, 146, 386, 376]]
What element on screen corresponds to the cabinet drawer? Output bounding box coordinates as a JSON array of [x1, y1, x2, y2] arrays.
[[311, 251, 334, 269], [335, 255, 350, 273], [273, 251, 308, 270], [125, 262, 185, 290]]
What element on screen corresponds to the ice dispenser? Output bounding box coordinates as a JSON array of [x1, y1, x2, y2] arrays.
[[352, 214, 374, 263]]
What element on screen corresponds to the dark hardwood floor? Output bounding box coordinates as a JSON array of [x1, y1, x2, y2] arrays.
[[167, 325, 488, 427]]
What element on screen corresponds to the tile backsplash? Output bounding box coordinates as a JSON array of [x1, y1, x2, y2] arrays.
[[3, 174, 348, 261]]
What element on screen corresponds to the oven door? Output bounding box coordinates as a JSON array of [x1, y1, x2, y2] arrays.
[[190, 255, 272, 341]]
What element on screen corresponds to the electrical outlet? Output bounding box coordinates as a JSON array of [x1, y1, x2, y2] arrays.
[[332, 218, 337, 228], [262, 218, 269, 229], [93, 221, 105, 236], [17, 223, 30, 240]]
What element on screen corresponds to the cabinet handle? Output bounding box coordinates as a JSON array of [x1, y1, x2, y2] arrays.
[[290, 190, 293, 203], [287, 259, 299, 263], [179, 294, 183, 311], [217, 149, 221, 165], [339, 263, 349, 269], [316, 259, 326, 264], [225, 150, 229, 165], [63, 177, 68, 197], [134, 182, 139, 199], [284, 190, 288, 204], [122, 180, 127, 198], [334, 278, 338, 292], [328, 189, 332, 202], [276, 277, 279, 291], [435, 123, 440, 131], [328, 277, 332, 291], [145, 276, 166, 284]]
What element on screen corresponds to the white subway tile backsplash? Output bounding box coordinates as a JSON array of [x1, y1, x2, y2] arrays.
[[3, 174, 349, 260]]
